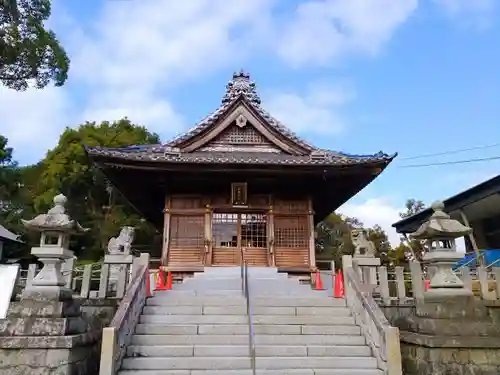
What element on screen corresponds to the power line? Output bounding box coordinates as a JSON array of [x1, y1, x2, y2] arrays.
[[398, 155, 500, 168], [399, 143, 500, 160]]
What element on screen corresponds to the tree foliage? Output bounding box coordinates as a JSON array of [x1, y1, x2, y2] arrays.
[[398, 198, 427, 261], [315, 213, 356, 268], [399, 198, 426, 219], [0, 0, 69, 90], [315, 214, 403, 268], [31, 118, 160, 259]]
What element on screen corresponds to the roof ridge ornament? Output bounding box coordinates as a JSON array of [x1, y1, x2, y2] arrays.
[[221, 70, 261, 106]]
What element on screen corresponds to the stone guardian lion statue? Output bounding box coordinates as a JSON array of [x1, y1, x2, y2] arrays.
[[107, 226, 135, 292], [107, 226, 135, 255], [350, 229, 376, 258]]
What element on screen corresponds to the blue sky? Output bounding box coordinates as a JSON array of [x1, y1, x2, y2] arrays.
[[1, 0, 499, 244]]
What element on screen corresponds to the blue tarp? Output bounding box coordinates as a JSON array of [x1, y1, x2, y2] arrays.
[[453, 249, 500, 270]]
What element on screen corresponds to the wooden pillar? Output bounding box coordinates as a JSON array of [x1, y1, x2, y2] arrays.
[[161, 196, 171, 267], [458, 209, 483, 266], [267, 195, 275, 267], [308, 197, 316, 270], [204, 204, 213, 266]]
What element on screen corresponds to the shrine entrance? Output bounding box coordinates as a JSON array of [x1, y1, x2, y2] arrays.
[[211, 212, 269, 266]]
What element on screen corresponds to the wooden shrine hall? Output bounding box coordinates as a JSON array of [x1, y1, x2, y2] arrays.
[[86, 71, 396, 274]]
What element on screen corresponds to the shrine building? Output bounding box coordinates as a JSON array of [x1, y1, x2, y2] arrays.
[[85, 71, 396, 274]]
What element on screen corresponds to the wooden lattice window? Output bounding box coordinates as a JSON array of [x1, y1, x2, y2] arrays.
[[241, 213, 267, 248], [274, 216, 309, 248], [169, 215, 204, 248], [214, 126, 268, 145]]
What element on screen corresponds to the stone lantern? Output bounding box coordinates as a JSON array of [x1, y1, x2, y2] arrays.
[[411, 201, 472, 300], [21, 194, 89, 300]]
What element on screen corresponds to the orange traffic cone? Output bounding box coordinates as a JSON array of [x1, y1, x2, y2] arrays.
[[165, 271, 173, 290], [334, 270, 345, 298], [424, 279, 430, 291], [314, 271, 325, 290], [155, 270, 166, 290]]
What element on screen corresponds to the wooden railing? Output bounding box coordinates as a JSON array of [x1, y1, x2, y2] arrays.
[[342, 255, 403, 375], [99, 253, 150, 375]]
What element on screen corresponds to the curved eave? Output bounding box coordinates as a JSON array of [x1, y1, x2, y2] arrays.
[[85, 146, 397, 169], [86, 150, 395, 229], [313, 156, 395, 223]]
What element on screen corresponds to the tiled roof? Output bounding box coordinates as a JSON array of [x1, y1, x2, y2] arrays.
[[86, 70, 396, 167], [166, 70, 315, 151], [87, 146, 395, 166]]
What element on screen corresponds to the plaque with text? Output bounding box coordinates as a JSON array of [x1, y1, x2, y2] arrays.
[[0, 264, 19, 319], [231, 182, 248, 206]]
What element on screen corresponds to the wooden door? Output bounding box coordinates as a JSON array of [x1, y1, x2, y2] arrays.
[[211, 213, 269, 266], [274, 215, 310, 269], [167, 214, 205, 267]]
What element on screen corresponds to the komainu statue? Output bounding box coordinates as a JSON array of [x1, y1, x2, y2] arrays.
[[107, 226, 135, 255], [350, 229, 376, 258], [107, 226, 136, 293]]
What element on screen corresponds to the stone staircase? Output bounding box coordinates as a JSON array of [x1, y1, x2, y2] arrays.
[[117, 267, 383, 375]]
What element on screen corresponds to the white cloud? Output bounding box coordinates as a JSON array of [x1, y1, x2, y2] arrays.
[[82, 90, 186, 136], [264, 83, 355, 135], [0, 0, 450, 163], [0, 86, 72, 164], [339, 198, 403, 246], [68, 0, 274, 139], [339, 197, 469, 252], [275, 0, 419, 67]]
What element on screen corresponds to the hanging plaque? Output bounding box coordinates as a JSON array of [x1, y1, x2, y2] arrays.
[[231, 182, 248, 206]]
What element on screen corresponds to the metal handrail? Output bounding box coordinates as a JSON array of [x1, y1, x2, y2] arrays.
[[240, 249, 256, 375]]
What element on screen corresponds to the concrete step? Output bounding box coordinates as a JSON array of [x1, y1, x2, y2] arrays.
[[164, 288, 326, 297], [178, 279, 308, 290], [135, 324, 360, 335], [157, 290, 244, 297], [126, 344, 372, 357], [131, 334, 367, 346], [192, 273, 289, 280], [139, 314, 355, 325], [121, 356, 378, 370], [118, 370, 383, 375], [146, 296, 246, 306], [146, 296, 346, 307], [202, 267, 280, 276], [141, 305, 351, 316]]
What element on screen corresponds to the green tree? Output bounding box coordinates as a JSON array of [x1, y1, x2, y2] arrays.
[[1, 0, 69, 90], [0, 135, 30, 232], [34, 118, 160, 260], [367, 225, 391, 261], [315, 213, 363, 269], [398, 198, 427, 261], [399, 198, 426, 219]]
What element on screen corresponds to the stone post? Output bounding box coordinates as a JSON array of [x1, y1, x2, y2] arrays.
[[0, 194, 102, 375]]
